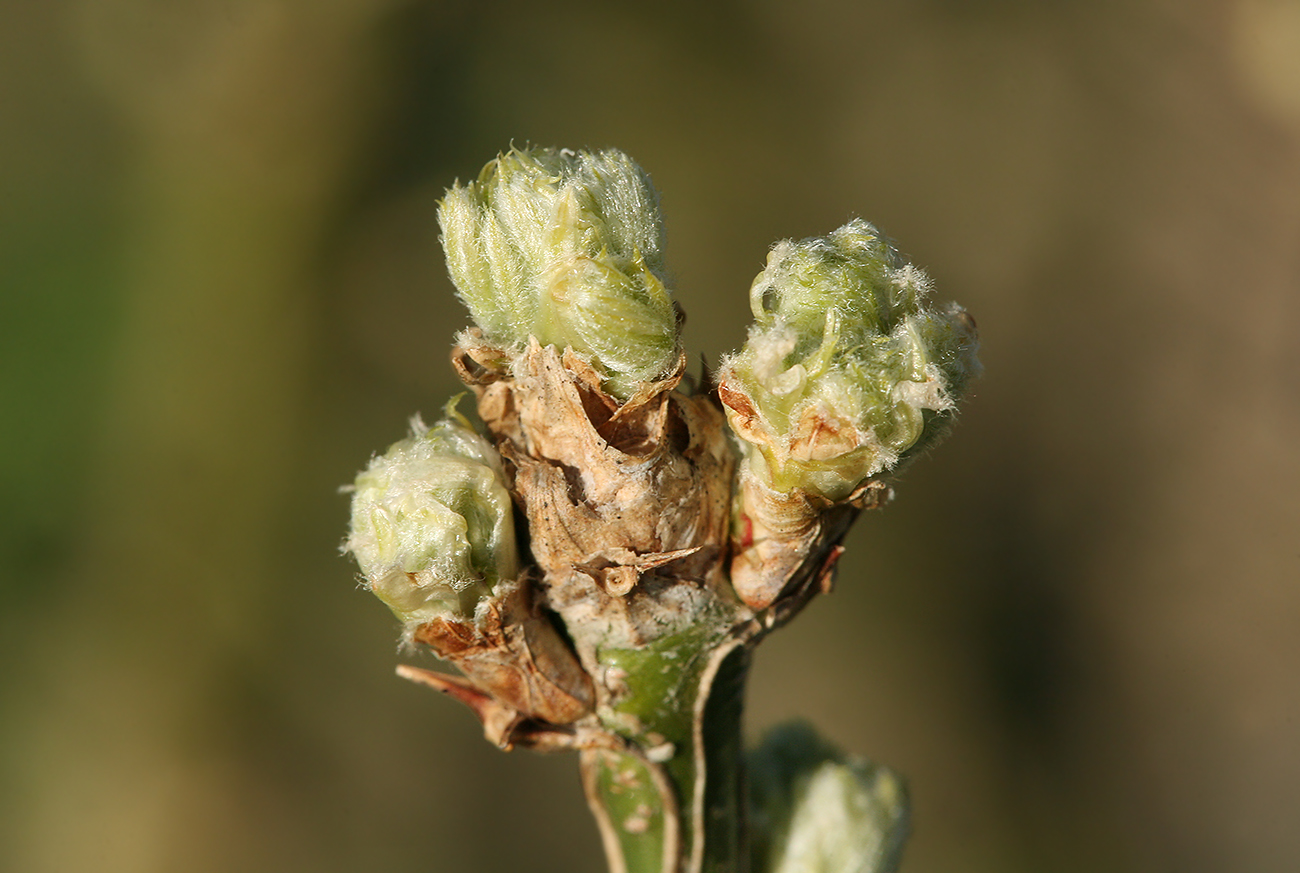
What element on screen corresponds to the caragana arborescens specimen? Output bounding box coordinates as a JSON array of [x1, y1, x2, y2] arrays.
[[345, 146, 979, 873]]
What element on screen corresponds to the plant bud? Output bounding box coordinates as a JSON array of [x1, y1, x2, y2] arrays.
[[719, 219, 979, 501], [346, 404, 519, 627], [749, 722, 909, 873], [721, 220, 979, 609], [438, 146, 680, 400]]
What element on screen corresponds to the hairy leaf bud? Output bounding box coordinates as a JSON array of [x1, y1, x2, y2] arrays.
[[749, 723, 909, 873], [439, 146, 680, 400], [719, 219, 979, 501], [346, 404, 519, 627]]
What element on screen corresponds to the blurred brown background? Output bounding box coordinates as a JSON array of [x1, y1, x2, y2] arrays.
[[3, 1, 1298, 871]]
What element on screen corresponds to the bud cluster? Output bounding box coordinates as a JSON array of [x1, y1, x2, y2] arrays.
[[346, 146, 975, 873]]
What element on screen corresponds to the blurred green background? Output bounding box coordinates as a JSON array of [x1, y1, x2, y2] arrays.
[[3, 1, 1299, 871]]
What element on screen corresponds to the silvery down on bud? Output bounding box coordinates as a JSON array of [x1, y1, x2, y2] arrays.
[[719, 218, 980, 502], [438, 146, 681, 400], [345, 404, 519, 632]]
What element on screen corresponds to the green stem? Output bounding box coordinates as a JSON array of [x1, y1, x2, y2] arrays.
[[582, 749, 677, 873], [698, 646, 750, 873], [582, 629, 751, 873]]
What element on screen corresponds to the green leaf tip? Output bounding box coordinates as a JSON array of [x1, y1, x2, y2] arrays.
[[719, 219, 980, 499], [438, 146, 681, 400], [345, 400, 519, 628]]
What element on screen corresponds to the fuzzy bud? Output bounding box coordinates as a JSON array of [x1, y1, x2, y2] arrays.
[[346, 404, 519, 627], [438, 146, 680, 400], [719, 219, 979, 501], [749, 723, 910, 873]]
